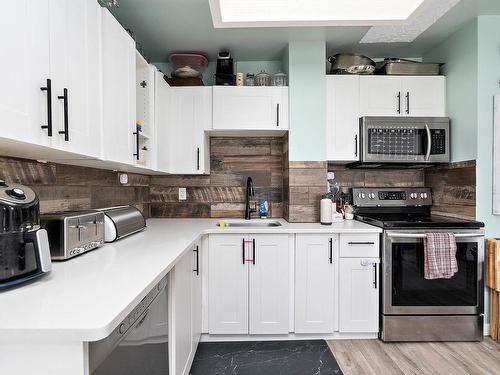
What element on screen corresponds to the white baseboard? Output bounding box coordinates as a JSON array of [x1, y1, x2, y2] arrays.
[[200, 332, 378, 342], [485, 323, 490, 336]]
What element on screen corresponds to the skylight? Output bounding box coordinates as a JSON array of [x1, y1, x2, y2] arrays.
[[209, 0, 425, 28]]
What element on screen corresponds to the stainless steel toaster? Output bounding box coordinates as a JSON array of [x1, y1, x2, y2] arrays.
[[41, 210, 105, 260]]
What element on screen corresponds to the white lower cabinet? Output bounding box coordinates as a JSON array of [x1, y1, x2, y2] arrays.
[[171, 242, 202, 375], [338, 257, 379, 333], [295, 234, 337, 333], [249, 235, 290, 334], [208, 234, 290, 335]]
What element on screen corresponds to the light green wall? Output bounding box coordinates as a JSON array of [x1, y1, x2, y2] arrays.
[[153, 60, 283, 86], [287, 41, 326, 161], [476, 15, 500, 238], [423, 20, 478, 162]]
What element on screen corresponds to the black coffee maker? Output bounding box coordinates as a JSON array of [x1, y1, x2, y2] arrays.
[[215, 51, 235, 85], [0, 180, 51, 289]]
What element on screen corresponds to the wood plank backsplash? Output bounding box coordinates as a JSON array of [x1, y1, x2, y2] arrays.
[[0, 146, 476, 222], [0, 156, 151, 217], [150, 137, 285, 218], [424, 160, 476, 219]]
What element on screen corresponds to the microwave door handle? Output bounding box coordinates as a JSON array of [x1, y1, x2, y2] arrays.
[[425, 124, 432, 161], [386, 232, 484, 239]]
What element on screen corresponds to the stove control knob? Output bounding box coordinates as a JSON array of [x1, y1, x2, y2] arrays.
[[421, 192, 428, 199], [409, 193, 415, 199], [118, 323, 126, 334], [368, 193, 375, 199], [359, 193, 366, 199]]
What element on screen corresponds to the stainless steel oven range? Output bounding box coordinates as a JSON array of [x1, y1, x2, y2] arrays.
[[353, 187, 485, 342]]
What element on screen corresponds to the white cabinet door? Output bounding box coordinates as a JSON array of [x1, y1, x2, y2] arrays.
[[172, 251, 193, 375], [295, 234, 337, 333], [401, 76, 446, 117], [213, 87, 288, 130], [166, 87, 211, 174], [49, 0, 102, 158], [135, 56, 157, 169], [208, 234, 248, 334], [360, 76, 402, 116], [339, 258, 379, 333], [326, 76, 360, 162], [0, 0, 51, 147], [249, 234, 290, 334], [101, 8, 136, 165], [155, 71, 171, 173], [191, 242, 202, 358]]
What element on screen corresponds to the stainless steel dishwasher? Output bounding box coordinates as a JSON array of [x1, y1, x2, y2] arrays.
[[89, 276, 169, 375]]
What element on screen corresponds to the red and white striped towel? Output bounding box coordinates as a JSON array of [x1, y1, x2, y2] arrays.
[[424, 233, 458, 280]]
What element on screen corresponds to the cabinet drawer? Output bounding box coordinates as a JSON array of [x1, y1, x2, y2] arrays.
[[340, 233, 379, 258]]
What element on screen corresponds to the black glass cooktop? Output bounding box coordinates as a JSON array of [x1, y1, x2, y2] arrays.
[[355, 213, 484, 229]]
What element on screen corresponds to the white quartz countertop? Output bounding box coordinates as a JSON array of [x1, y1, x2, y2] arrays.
[[0, 218, 380, 342]]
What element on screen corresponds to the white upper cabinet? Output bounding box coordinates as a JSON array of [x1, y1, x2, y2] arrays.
[[249, 234, 289, 335], [338, 258, 379, 333], [212, 87, 288, 131], [326, 76, 360, 162], [360, 76, 446, 117], [135, 54, 156, 169], [101, 8, 136, 165], [155, 72, 171, 173], [0, 0, 51, 147], [401, 76, 447, 117], [49, 0, 102, 158], [295, 234, 337, 334], [160, 87, 211, 175]]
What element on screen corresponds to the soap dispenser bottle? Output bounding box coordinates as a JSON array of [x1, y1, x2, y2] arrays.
[[320, 194, 333, 225]]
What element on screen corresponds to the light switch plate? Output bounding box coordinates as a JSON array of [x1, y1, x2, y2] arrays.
[[179, 187, 187, 201]]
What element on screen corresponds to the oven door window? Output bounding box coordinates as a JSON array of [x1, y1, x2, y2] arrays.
[[392, 241, 478, 306]]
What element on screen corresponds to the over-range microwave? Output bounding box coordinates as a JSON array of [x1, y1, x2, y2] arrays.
[[349, 117, 450, 168]]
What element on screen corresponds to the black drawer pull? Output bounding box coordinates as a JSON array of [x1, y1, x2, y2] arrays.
[[40, 78, 52, 136], [193, 245, 199, 276], [348, 242, 375, 245], [329, 238, 333, 264], [133, 125, 140, 160], [57, 88, 69, 141]]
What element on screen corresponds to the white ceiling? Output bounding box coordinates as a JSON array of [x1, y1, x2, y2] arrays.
[[109, 0, 500, 63]]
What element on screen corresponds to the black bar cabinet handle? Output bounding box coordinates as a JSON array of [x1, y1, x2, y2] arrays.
[[405, 92, 410, 114], [133, 126, 140, 160], [373, 263, 377, 289], [252, 238, 256, 265], [57, 88, 69, 141], [276, 104, 280, 127], [397, 92, 401, 114], [354, 135, 358, 157], [242, 238, 245, 264], [348, 241, 375, 245], [193, 245, 199, 276], [329, 238, 333, 264], [197, 147, 200, 170], [40, 78, 52, 136]]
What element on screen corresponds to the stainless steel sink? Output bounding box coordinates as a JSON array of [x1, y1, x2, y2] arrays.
[[217, 220, 282, 228]]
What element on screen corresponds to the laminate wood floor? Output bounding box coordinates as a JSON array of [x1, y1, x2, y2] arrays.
[[328, 338, 500, 375]]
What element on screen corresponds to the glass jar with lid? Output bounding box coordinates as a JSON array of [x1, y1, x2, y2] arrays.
[[273, 70, 287, 86], [255, 70, 272, 86], [245, 73, 255, 86]]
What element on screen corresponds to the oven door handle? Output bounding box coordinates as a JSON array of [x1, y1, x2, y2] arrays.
[[424, 123, 432, 161], [386, 232, 484, 239]]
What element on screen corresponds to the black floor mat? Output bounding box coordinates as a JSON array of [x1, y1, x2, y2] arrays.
[[190, 340, 343, 375]]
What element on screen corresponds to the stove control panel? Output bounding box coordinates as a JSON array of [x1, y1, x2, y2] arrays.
[[353, 187, 432, 207]]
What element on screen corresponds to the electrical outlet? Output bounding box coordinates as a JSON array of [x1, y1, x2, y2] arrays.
[[119, 173, 128, 185], [179, 187, 187, 201]]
